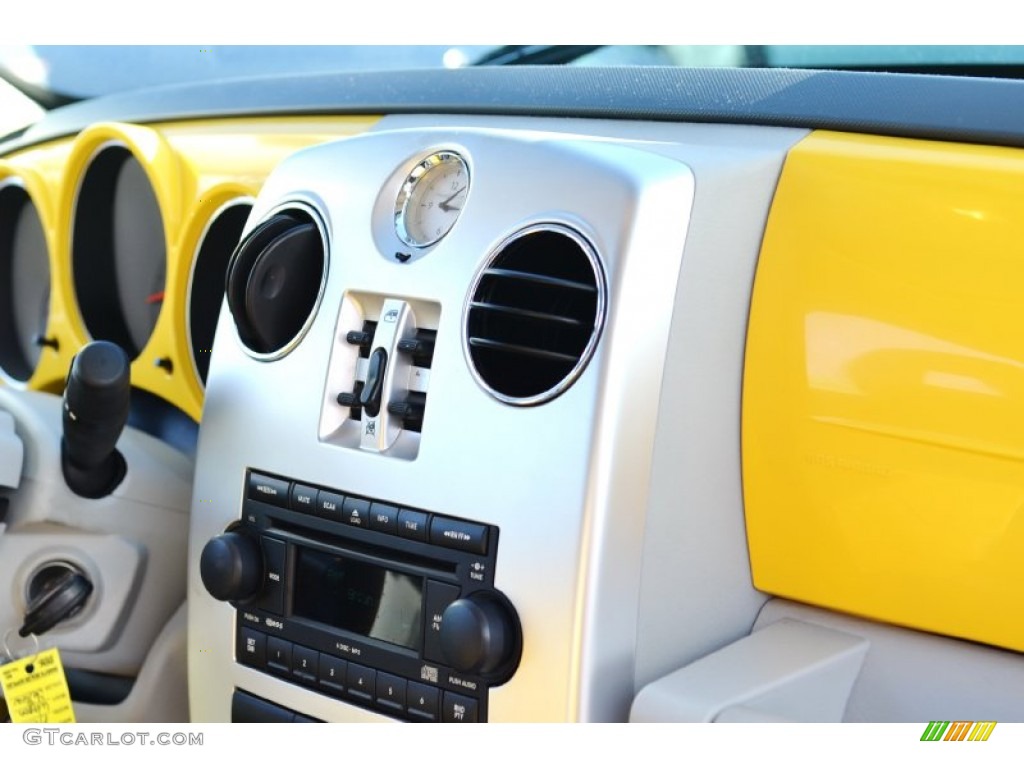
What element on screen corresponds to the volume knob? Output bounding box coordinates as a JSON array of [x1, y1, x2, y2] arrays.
[[438, 592, 519, 678], [200, 531, 263, 602]]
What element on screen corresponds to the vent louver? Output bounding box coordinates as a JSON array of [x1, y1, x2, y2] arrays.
[[226, 205, 325, 360], [466, 224, 605, 405], [226, 206, 326, 359]]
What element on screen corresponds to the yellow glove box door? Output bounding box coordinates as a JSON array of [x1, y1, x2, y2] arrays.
[[744, 131, 1024, 653]]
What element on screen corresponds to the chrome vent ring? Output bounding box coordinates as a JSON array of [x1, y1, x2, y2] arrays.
[[225, 204, 327, 360], [465, 224, 605, 405]]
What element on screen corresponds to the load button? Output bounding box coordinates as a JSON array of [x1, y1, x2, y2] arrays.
[[428, 516, 488, 556]]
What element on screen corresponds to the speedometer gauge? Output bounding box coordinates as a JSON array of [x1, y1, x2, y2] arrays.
[[394, 151, 469, 247]]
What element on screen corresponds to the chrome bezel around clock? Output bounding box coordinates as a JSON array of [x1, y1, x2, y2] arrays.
[[394, 151, 470, 248]]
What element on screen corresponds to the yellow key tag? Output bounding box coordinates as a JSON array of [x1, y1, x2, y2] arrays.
[[0, 647, 75, 723]]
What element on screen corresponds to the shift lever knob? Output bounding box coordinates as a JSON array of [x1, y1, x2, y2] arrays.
[[61, 341, 130, 498]]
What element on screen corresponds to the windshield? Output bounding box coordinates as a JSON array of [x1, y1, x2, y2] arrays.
[[3, 44, 1024, 136]]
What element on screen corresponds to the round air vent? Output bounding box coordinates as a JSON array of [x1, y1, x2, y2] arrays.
[[465, 224, 605, 404], [226, 206, 326, 358]]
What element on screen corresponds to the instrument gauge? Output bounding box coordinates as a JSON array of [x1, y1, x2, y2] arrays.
[[395, 151, 469, 248]]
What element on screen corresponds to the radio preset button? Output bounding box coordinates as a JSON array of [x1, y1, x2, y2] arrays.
[[369, 502, 399, 534], [376, 672, 407, 712], [248, 472, 291, 508], [397, 509, 429, 542], [442, 692, 479, 723], [316, 490, 346, 523], [406, 681, 440, 721], [318, 653, 347, 695], [237, 628, 266, 669], [290, 483, 319, 514], [343, 496, 370, 528], [423, 580, 461, 664], [429, 516, 488, 556], [291, 644, 318, 683], [257, 536, 287, 615], [347, 663, 376, 701], [267, 636, 293, 674]]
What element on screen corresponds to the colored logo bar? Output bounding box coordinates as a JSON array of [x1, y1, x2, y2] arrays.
[[921, 721, 996, 741]]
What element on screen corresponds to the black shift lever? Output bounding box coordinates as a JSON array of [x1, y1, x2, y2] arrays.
[[61, 341, 130, 498]]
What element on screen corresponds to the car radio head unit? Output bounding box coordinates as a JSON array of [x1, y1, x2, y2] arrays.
[[200, 470, 522, 722]]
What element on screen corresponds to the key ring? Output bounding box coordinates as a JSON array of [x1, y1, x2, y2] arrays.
[[2, 628, 40, 667]]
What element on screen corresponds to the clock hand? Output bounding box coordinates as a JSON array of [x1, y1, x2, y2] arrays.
[[440, 186, 466, 206]]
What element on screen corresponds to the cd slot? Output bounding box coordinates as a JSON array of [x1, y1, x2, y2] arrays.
[[269, 516, 457, 576]]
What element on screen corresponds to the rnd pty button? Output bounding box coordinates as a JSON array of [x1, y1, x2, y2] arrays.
[[442, 692, 479, 723]]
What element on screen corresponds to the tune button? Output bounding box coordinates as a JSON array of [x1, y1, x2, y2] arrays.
[[397, 508, 429, 541]]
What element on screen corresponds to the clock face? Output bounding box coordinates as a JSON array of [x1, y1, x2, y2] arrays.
[[395, 151, 469, 248]]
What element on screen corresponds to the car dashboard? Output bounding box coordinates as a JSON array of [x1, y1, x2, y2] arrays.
[[0, 65, 1022, 724]]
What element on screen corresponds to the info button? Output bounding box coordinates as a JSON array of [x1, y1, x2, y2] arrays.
[[429, 516, 488, 556], [369, 502, 399, 534]]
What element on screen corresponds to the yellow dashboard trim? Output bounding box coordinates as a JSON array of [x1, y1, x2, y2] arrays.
[[2, 115, 379, 419], [743, 130, 1024, 652]]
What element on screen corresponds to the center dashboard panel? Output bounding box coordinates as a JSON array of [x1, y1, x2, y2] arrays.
[[188, 116, 804, 722]]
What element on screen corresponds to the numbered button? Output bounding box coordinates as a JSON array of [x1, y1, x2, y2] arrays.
[[406, 682, 440, 721], [375, 672, 406, 713], [291, 645, 317, 683], [267, 637, 292, 673], [318, 654, 347, 695], [346, 663, 376, 701]]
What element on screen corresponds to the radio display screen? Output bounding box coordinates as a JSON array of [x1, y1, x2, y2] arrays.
[[293, 549, 423, 651]]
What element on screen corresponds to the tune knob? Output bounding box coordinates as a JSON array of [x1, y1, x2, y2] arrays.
[[438, 592, 520, 678], [200, 531, 263, 602]]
